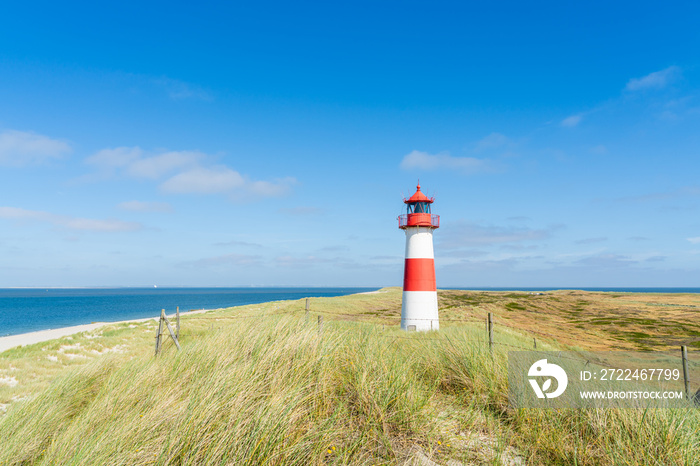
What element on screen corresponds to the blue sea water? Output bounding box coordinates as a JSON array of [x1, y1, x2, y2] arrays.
[[2, 286, 697, 338], [0, 287, 377, 337]]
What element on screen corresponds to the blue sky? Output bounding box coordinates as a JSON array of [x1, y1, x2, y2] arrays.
[[1, 1, 699, 287]]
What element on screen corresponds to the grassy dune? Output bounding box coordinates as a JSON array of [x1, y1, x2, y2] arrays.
[[0, 288, 699, 465]]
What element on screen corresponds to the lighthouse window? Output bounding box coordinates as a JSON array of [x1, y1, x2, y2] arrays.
[[408, 202, 431, 214]]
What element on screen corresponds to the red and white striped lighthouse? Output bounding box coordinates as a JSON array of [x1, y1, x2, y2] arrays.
[[398, 183, 440, 331]]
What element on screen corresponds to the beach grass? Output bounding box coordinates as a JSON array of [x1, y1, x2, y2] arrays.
[[1, 289, 699, 464]]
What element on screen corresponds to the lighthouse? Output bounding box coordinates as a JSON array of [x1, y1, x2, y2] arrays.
[[398, 183, 440, 331]]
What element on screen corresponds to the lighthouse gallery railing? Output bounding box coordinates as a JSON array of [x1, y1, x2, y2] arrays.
[[398, 214, 440, 228]]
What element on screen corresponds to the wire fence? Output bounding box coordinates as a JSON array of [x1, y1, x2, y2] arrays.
[[152, 299, 700, 396]]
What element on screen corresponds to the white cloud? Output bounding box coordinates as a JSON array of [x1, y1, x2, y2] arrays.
[[688, 237, 700, 244], [575, 253, 635, 268], [153, 77, 212, 101], [400, 150, 491, 174], [117, 201, 173, 213], [160, 166, 246, 194], [160, 167, 295, 200], [561, 115, 582, 127], [439, 221, 560, 249], [475, 132, 509, 151], [214, 240, 263, 248], [86, 147, 201, 179], [575, 237, 608, 245], [0, 129, 71, 166], [0, 207, 142, 232], [277, 206, 324, 215], [85, 147, 295, 201], [625, 66, 681, 92], [179, 254, 262, 268], [127, 151, 202, 178], [247, 178, 296, 198], [275, 255, 333, 268], [86, 147, 143, 168], [610, 185, 700, 203]]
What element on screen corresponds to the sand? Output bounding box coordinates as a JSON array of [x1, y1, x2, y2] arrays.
[[0, 321, 144, 354], [0, 308, 216, 354]]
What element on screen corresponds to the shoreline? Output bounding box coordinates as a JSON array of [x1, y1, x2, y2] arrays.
[[0, 308, 216, 354], [0, 288, 382, 349]]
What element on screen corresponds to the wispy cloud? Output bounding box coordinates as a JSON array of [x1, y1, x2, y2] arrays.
[[0, 207, 142, 232], [117, 201, 173, 213], [161, 167, 295, 200], [609, 186, 700, 203], [86, 146, 142, 169], [214, 240, 263, 248], [475, 132, 509, 151], [318, 245, 350, 253], [277, 206, 325, 216], [575, 253, 635, 268], [575, 237, 608, 245], [129, 151, 204, 178], [152, 77, 212, 101], [179, 254, 262, 268], [560, 114, 582, 127], [0, 129, 71, 166], [688, 237, 700, 244], [160, 166, 245, 194], [87, 147, 202, 179], [439, 221, 561, 249], [628, 236, 649, 242], [85, 147, 295, 202], [274, 255, 332, 268], [625, 66, 681, 92], [400, 150, 493, 174]]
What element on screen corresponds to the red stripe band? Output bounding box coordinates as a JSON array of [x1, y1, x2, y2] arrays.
[[403, 258, 436, 291]]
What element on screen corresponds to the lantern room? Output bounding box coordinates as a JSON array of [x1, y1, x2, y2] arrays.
[[398, 184, 440, 229]]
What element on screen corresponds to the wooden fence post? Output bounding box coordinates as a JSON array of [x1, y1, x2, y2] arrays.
[[176, 306, 180, 340], [162, 314, 181, 351], [533, 337, 537, 349], [155, 309, 165, 355], [681, 345, 690, 401], [155, 308, 182, 355], [487, 312, 494, 352], [305, 298, 310, 323], [318, 315, 323, 333]]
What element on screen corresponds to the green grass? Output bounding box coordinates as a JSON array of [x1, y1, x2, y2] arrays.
[[1, 290, 699, 465]]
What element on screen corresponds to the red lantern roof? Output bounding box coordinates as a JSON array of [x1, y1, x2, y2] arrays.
[[404, 183, 434, 204]]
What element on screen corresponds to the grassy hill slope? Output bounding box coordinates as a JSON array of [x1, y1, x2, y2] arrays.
[[1, 288, 699, 465]]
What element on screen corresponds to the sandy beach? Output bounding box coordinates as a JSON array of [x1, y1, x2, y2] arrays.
[[0, 319, 151, 354], [0, 308, 216, 354]]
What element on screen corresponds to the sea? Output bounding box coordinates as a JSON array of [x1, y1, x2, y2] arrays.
[[0, 287, 377, 337], [1, 286, 698, 338]]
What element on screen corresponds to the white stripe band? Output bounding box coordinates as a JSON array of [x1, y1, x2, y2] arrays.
[[401, 290, 439, 331], [404, 228, 435, 259]]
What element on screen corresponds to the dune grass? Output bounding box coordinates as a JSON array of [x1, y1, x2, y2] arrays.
[[1, 290, 700, 464]]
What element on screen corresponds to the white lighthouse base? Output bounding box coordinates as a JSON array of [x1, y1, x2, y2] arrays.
[[401, 291, 439, 331]]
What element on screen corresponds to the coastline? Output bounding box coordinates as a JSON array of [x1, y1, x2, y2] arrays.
[[0, 287, 379, 341], [0, 308, 215, 354]]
